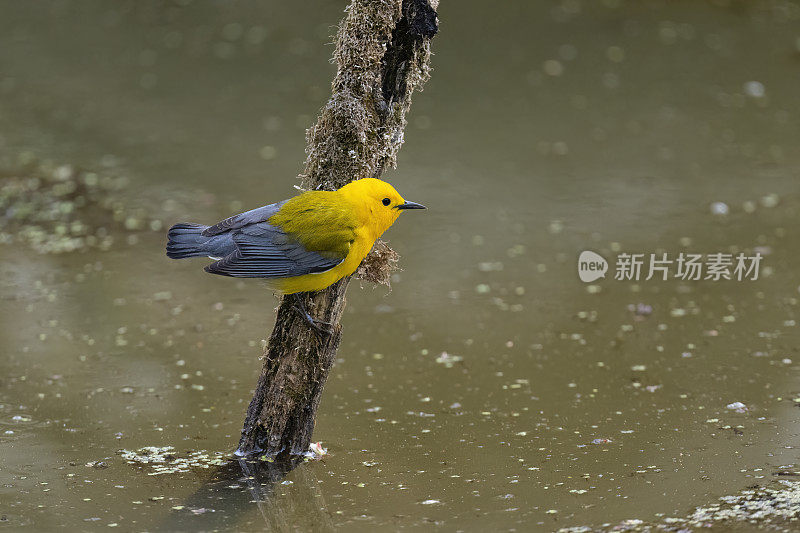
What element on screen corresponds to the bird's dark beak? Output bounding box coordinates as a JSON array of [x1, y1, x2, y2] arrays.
[[396, 201, 426, 210]]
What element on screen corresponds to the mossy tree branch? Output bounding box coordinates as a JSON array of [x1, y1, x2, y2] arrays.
[[236, 0, 439, 458]]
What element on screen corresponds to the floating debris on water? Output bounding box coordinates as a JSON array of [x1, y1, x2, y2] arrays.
[[627, 303, 652, 317], [118, 446, 228, 475], [435, 351, 464, 368], [726, 401, 748, 413], [307, 441, 328, 459]]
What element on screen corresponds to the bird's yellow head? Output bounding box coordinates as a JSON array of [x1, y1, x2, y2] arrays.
[[338, 178, 426, 239]]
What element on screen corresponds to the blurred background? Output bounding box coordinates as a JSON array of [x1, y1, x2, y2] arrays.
[[1, 0, 800, 530]]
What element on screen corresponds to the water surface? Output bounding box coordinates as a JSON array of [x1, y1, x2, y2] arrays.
[[2, 1, 800, 530]]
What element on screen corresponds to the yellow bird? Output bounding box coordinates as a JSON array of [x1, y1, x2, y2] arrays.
[[166, 178, 425, 326]]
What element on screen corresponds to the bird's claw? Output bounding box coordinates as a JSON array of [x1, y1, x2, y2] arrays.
[[291, 293, 333, 337], [292, 305, 333, 335]]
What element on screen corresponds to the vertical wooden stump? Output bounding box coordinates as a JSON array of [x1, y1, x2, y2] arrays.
[[236, 0, 439, 458]]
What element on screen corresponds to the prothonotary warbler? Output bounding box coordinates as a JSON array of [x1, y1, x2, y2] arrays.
[[166, 178, 425, 328]]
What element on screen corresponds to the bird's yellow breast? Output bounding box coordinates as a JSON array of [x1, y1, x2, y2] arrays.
[[271, 227, 374, 294]]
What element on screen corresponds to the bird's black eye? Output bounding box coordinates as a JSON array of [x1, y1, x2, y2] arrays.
[[382, 197, 391, 206]]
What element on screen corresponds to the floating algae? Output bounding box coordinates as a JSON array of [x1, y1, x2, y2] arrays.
[[121, 442, 327, 476], [119, 446, 228, 475], [0, 158, 171, 254], [558, 480, 800, 531]]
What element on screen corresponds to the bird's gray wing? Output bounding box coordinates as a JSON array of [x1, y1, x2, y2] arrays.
[[201, 200, 287, 237], [203, 222, 346, 278]]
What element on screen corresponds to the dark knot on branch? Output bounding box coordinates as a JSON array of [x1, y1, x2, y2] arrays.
[[380, 0, 439, 109], [404, 0, 439, 39]]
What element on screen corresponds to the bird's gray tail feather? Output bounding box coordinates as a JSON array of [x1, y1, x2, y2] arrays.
[[166, 223, 212, 259]]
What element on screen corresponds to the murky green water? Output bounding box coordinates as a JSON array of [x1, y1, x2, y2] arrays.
[[2, 1, 800, 531]]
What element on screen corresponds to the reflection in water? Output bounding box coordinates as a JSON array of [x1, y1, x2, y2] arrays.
[[159, 458, 334, 533]]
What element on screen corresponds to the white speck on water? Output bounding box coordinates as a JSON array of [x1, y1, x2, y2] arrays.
[[420, 499, 440, 505], [435, 352, 463, 367], [259, 145, 278, 160], [726, 402, 748, 413], [543, 59, 564, 76], [710, 201, 729, 215], [760, 193, 779, 208], [743, 80, 765, 98]]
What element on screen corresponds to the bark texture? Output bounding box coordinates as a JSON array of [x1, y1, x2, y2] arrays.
[[236, 0, 439, 458]]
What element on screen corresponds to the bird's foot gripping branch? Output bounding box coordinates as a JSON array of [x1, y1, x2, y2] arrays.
[[234, 0, 438, 459]]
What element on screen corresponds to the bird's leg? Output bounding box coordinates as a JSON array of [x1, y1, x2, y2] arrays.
[[291, 293, 333, 335]]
